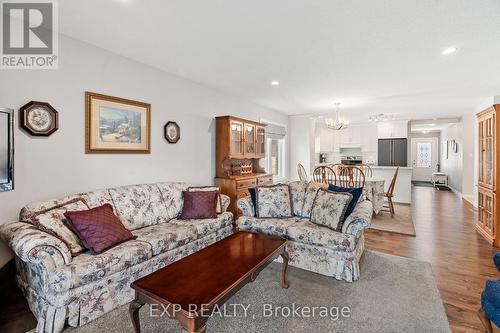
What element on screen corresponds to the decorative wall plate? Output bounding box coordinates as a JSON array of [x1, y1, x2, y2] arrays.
[[19, 101, 58, 136], [164, 121, 180, 143]]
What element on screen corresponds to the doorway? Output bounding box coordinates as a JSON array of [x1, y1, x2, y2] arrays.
[[411, 137, 439, 181]]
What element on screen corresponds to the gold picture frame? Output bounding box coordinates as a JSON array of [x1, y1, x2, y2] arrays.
[[85, 92, 151, 154]]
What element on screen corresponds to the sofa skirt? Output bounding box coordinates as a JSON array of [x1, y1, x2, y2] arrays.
[[275, 235, 365, 282], [18, 226, 234, 333]]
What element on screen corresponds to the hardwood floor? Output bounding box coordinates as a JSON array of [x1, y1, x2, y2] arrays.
[[366, 185, 500, 333]]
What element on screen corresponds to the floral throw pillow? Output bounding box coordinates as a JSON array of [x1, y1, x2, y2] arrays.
[[255, 184, 293, 218], [310, 189, 353, 231], [33, 198, 90, 255]]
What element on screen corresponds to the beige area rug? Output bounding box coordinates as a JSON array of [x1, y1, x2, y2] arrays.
[[370, 204, 416, 236]]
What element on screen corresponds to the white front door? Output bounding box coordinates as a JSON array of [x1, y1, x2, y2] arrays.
[[411, 137, 438, 181]]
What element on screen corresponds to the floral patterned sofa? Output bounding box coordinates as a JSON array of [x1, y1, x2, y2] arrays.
[[0, 182, 233, 333], [237, 181, 372, 282]]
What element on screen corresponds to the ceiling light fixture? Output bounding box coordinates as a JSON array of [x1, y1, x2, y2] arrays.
[[325, 103, 348, 130], [271, 80, 280, 86], [442, 46, 457, 55], [114, 0, 134, 4], [368, 113, 396, 122]]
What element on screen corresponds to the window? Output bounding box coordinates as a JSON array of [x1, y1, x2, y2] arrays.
[[266, 137, 285, 178], [264, 122, 286, 180], [416, 142, 432, 168]]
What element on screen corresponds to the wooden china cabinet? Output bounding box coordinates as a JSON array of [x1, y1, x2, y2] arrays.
[[215, 116, 272, 216], [476, 105, 500, 246]]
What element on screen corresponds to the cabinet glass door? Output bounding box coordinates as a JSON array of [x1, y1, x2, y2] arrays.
[[230, 120, 243, 155], [479, 113, 495, 189], [256, 126, 265, 156], [244, 123, 255, 155]]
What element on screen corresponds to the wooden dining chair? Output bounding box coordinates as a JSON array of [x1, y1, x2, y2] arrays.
[[312, 166, 337, 184], [383, 167, 399, 217], [332, 163, 345, 174], [360, 164, 373, 178], [337, 166, 366, 188], [297, 163, 307, 182]]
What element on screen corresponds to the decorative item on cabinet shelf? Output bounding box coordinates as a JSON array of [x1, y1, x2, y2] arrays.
[[19, 101, 58, 137], [221, 158, 263, 177], [85, 92, 151, 154], [164, 121, 180, 143]]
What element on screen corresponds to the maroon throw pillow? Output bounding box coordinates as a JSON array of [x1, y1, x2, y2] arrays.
[[179, 190, 219, 220], [64, 204, 136, 254]]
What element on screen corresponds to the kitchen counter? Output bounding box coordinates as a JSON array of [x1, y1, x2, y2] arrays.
[[370, 165, 413, 170]]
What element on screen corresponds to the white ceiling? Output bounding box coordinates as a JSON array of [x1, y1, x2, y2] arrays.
[[410, 118, 459, 132], [58, 0, 500, 122]]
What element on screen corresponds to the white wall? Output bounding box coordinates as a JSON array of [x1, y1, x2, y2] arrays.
[[461, 114, 475, 203], [289, 115, 315, 181], [0, 36, 289, 265], [440, 122, 463, 192]]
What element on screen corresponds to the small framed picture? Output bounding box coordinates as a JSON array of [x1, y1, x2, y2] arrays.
[[443, 140, 449, 159], [85, 92, 151, 154], [19, 101, 59, 137], [451, 140, 458, 153], [164, 122, 180, 143]]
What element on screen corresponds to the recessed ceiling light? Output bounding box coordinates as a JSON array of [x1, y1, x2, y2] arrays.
[[271, 80, 280, 86], [442, 46, 457, 55], [114, 0, 134, 5]]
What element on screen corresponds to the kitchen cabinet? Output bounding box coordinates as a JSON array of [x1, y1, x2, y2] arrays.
[[319, 126, 341, 152], [377, 120, 408, 139], [340, 126, 361, 147], [361, 125, 378, 152]]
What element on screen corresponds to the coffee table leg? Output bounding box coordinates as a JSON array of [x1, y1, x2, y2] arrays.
[[129, 299, 145, 333], [280, 248, 289, 289], [181, 325, 207, 333]]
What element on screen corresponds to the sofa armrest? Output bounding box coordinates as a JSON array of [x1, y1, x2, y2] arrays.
[[0, 222, 72, 269], [237, 196, 255, 217], [342, 200, 373, 238], [221, 194, 230, 212]]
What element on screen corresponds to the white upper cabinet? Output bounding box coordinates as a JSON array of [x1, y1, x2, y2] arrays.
[[319, 125, 334, 152], [377, 120, 408, 139], [340, 126, 361, 147], [318, 125, 342, 152], [361, 125, 378, 152]]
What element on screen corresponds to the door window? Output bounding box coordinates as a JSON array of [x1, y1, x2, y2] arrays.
[[416, 142, 432, 168]]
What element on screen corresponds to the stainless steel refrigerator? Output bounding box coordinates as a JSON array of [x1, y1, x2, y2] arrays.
[[378, 138, 408, 167]]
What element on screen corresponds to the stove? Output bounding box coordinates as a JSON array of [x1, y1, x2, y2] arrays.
[[341, 156, 363, 165]]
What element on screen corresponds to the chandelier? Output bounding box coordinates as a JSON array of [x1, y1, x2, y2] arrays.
[[325, 103, 348, 130]]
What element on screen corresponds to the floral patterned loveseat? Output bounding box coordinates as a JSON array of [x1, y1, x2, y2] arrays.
[[237, 181, 372, 282], [0, 182, 233, 333]]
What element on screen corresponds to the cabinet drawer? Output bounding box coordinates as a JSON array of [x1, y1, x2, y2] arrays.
[[258, 175, 273, 185], [237, 189, 249, 199], [236, 178, 257, 189]]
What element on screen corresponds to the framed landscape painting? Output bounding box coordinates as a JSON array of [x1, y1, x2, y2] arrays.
[[85, 92, 151, 153]]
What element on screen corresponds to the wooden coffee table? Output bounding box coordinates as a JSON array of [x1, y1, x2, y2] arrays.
[[130, 231, 289, 333]]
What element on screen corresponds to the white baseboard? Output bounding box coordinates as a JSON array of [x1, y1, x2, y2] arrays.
[[462, 194, 477, 208]]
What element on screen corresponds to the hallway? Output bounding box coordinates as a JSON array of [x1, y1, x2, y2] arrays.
[[366, 186, 499, 332]]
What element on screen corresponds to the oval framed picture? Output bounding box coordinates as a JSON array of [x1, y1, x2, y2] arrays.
[[19, 101, 59, 136], [164, 121, 180, 143]]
